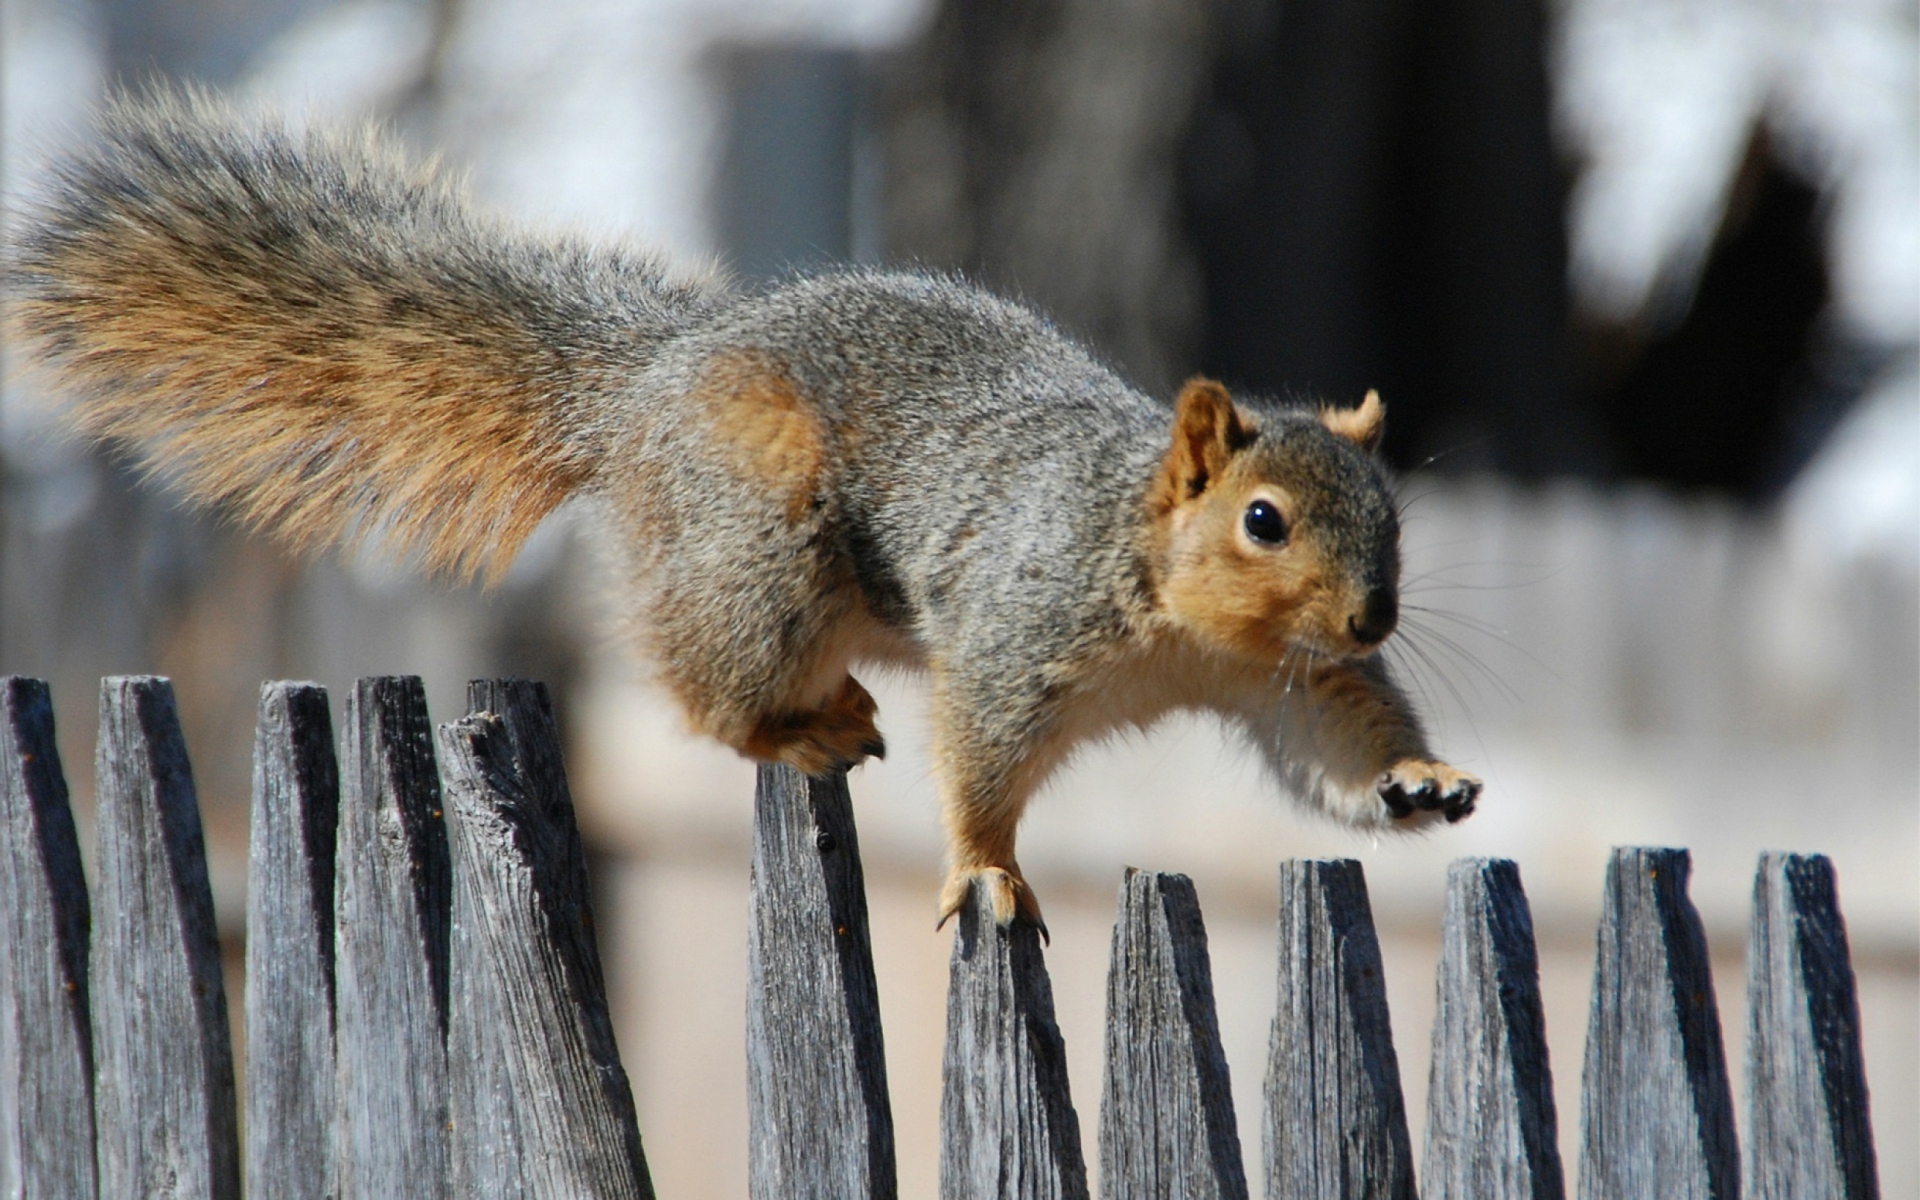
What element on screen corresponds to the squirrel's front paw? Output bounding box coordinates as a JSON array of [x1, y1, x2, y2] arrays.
[[1378, 760, 1481, 824], [937, 864, 1047, 938]]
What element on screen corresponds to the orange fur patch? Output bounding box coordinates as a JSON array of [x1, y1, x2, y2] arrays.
[[1151, 458, 1356, 662], [1160, 530, 1333, 660], [696, 351, 826, 520]]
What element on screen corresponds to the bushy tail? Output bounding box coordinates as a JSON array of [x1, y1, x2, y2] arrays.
[[6, 90, 725, 581]]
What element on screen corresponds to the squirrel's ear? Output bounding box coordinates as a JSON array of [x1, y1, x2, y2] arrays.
[[1160, 377, 1251, 505], [1321, 389, 1386, 453]]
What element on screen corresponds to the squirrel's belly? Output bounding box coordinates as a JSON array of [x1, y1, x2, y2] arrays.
[[795, 602, 926, 706]]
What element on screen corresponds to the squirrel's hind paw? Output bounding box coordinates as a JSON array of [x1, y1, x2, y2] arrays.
[[1378, 760, 1481, 825], [747, 676, 886, 776], [937, 865, 1048, 941]]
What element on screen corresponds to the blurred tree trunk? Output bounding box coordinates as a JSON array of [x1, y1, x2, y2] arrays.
[[878, 0, 1603, 479], [877, 0, 1219, 397]]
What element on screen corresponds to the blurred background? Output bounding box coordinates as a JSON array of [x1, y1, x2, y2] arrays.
[[2, 0, 1914, 1192]]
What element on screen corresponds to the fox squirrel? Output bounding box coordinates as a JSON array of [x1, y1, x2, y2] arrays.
[[7, 93, 1479, 927]]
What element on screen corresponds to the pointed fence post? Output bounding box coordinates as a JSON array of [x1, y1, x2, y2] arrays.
[[1264, 858, 1416, 1200], [747, 763, 896, 1198], [1577, 847, 1738, 1200], [333, 676, 451, 1198], [1423, 858, 1564, 1200], [245, 682, 340, 1200], [941, 885, 1088, 1199], [89, 676, 240, 1200], [1745, 852, 1879, 1199], [440, 679, 653, 1197], [0, 677, 95, 1197], [1099, 869, 1247, 1200]]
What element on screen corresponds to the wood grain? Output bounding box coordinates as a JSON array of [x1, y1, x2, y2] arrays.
[[1577, 847, 1738, 1200], [442, 679, 653, 1198], [1264, 858, 1415, 1200], [244, 681, 340, 1200], [0, 676, 96, 1197], [1422, 857, 1564, 1199], [747, 763, 896, 1198], [941, 884, 1087, 1200], [1099, 869, 1246, 1200], [1744, 851, 1880, 1199], [89, 675, 240, 1200], [333, 676, 450, 1198]]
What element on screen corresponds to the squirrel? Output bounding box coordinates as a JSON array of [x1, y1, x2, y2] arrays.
[[6, 92, 1480, 928]]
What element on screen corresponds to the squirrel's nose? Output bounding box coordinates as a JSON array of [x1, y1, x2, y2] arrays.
[[1347, 588, 1398, 647]]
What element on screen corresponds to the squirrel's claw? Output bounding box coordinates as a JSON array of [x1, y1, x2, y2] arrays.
[[818, 734, 886, 776], [937, 864, 1047, 940], [1442, 778, 1481, 822], [1378, 760, 1482, 826]]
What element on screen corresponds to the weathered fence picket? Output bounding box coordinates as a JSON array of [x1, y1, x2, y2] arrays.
[[89, 676, 241, 1200], [334, 675, 451, 1198], [1745, 852, 1880, 1199], [0, 676, 95, 1198], [941, 884, 1088, 1200], [441, 679, 653, 1197], [1266, 858, 1417, 1200], [245, 682, 340, 1200], [1099, 869, 1247, 1200], [0, 674, 1888, 1199], [1578, 846, 1740, 1200], [747, 762, 896, 1198], [1422, 857, 1564, 1200]]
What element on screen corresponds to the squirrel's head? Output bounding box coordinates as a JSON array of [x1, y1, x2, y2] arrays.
[[1148, 378, 1400, 663]]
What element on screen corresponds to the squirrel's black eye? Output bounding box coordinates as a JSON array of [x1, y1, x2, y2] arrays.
[[1243, 499, 1287, 545]]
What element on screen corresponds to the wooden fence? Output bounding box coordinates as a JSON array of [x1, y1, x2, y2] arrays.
[[0, 674, 1882, 1198]]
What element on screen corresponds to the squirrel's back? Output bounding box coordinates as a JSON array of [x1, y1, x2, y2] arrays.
[[601, 268, 1170, 631], [6, 90, 725, 580]]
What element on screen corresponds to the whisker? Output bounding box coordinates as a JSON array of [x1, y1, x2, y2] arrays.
[[1399, 573, 1563, 596], [1385, 632, 1500, 780], [1387, 631, 1481, 737], [1400, 438, 1494, 475], [1397, 617, 1524, 707], [1404, 635, 1493, 740], [1402, 604, 1516, 642], [1401, 603, 1564, 685], [1383, 640, 1446, 731], [1398, 558, 1567, 586], [1393, 484, 1447, 517]]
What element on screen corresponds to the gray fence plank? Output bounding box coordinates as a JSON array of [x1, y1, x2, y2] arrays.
[[441, 679, 653, 1198], [1264, 858, 1415, 1200], [245, 681, 340, 1200], [0, 677, 95, 1197], [747, 763, 896, 1199], [1577, 847, 1738, 1200], [334, 676, 451, 1198], [1099, 869, 1247, 1200], [941, 885, 1088, 1200], [89, 675, 240, 1199], [1423, 858, 1564, 1200], [1745, 852, 1880, 1199]]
